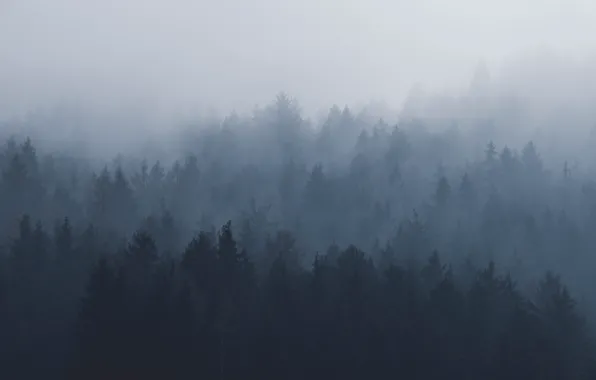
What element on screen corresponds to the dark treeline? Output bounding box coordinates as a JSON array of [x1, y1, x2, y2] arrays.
[[1, 93, 596, 378]]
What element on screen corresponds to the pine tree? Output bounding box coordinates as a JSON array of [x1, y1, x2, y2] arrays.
[[54, 217, 73, 260], [485, 140, 497, 163], [435, 176, 451, 207], [74, 257, 122, 374], [459, 172, 476, 207], [522, 141, 543, 173]]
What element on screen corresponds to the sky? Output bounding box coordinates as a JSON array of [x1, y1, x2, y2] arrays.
[[1, 0, 596, 119]]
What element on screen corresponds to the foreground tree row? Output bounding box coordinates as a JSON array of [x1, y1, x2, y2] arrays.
[[0, 218, 593, 379]]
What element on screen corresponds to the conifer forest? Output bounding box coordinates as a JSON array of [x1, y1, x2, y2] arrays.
[[1, 91, 596, 379]]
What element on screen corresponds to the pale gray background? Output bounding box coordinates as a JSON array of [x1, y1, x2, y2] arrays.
[[1, 0, 595, 120]]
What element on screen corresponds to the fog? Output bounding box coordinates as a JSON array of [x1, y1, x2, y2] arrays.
[[2, 0, 596, 119], [4, 1, 596, 378]]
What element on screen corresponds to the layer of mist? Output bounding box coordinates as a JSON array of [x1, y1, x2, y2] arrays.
[[3, 0, 596, 377]]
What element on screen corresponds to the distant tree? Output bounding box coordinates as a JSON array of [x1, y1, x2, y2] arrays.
[[421, 251, 444, 291], [304, 164, 328, 210], [485, 140, 497, 163], [54, 217, 73, 260], [522, 141, 543, 173], [112, 166, 136, 232], [435, 176, 451, 207], [500, 146, 517, 173], [459, 172, 476, 208]]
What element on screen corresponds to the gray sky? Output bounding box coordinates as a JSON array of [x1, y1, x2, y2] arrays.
[[1, 0, 596, 119]]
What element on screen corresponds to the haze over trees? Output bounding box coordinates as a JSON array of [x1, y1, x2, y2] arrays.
[[4, 0, 596, 377], [0, 84, 596, 378]]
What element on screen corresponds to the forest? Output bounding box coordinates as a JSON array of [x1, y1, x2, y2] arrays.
[[1, 92, 596, 379]]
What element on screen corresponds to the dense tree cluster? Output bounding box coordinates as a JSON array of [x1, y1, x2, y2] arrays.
[[1, 93, 596, 378]]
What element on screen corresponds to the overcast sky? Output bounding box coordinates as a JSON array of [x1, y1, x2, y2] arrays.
[[1, 0, 596, 119]]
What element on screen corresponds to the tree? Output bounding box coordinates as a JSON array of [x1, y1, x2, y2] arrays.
[[126, 230, 158, 270], [535, 272, 592, 379], [304, 164, 328, 210], [91, 167, 112, 227], [435, 176, 451, 207], [263, 230, 301, 275], [485, 140, 497, 163], [522, 141, 543, 173], [421, 251, 444, 291], [20, 137, 38, 177], [54, 217, 73, 260], [182, 231, 216, 289], [500, 146, 516, 172], [563, 160, 571, 179], [74, 256, 122, 375], [112, 166, 136, 232], [459, 172, 476, 207]]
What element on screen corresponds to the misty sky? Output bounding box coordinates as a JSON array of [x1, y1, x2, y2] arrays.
[[1, 0, 596, 119]]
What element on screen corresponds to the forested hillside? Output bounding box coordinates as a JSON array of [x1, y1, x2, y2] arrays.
[[1, 93, 595, 378]]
